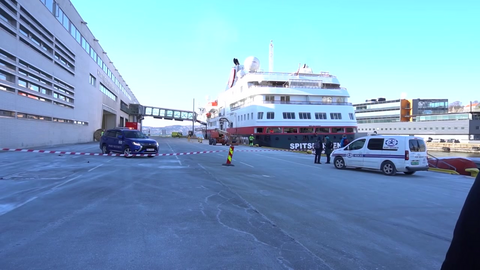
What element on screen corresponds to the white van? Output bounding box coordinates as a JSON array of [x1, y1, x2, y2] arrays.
[[331, 135, 429, 175]]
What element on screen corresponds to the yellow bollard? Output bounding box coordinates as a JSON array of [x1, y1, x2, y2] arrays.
[[188, 136, 191, 142]]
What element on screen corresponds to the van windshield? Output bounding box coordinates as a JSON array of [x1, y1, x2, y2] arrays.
[[124, 130, 148, 139], [409, 139, 426, 152]]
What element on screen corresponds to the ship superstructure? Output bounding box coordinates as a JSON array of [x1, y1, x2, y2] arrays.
[[202, 55, 357, 150]]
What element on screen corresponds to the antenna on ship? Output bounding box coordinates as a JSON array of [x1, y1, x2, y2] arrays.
[[269, 40, 274, 72]]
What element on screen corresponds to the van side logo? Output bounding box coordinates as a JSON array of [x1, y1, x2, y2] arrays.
[[384, 138, 399, 149]]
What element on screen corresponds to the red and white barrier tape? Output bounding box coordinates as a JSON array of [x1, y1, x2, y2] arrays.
[[0, 147, 304, 157], [0, 148, 227, 157]]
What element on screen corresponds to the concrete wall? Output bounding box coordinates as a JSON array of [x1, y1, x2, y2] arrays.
[[0, 0, 137, 148]]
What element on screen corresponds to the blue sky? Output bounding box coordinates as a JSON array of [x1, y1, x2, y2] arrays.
[[71, 0, 479, 127]]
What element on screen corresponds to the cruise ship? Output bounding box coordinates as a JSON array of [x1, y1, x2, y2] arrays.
[[202, 52, 357, 150]]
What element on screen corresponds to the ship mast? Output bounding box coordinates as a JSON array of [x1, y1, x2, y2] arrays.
[[269, 40, 274, 72]]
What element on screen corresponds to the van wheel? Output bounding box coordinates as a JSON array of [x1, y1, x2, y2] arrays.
[[381, 161, 396, 176], [101, 144, 110, 154], [123, 146, 132, 158], [334, 157, 345, 169], [404, 171, 415, 175]]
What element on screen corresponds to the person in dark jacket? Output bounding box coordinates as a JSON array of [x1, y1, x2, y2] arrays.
[[313, 137, 323, 164], [324, 136, 334, 164], [442, 173, 480, 269]]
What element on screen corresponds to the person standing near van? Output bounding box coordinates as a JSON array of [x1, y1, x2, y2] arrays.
[[313, 137, 323, 164], [324, 136, 334, 164], [340, 135, 349, 147]]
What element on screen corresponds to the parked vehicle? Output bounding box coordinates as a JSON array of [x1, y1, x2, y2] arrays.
[[171, 132, 183, 138], [331, 135, 429, 175], [208, 130, 228, 145], [100, 128, 159, 157]]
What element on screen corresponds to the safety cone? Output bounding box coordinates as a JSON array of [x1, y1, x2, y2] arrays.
[[222, 145, 235, 166]]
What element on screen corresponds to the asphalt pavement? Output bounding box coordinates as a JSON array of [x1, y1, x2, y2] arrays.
[[0, 137, 474, 269]]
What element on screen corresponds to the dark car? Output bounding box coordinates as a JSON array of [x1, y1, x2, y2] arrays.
[[100, 128, 159, 157]]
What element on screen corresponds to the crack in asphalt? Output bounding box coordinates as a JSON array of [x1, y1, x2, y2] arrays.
[[198, 165, 334, 270]]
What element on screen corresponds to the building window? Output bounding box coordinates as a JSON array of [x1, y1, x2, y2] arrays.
[[89, 74, 96, 86], [267, 112, 274, 119], [258, 112, 263, 119], [315, 112, 327, 119], [282, 112, 295, 119], [100, 83, 116, 101], [330, 113, 342, 119], [349, 113, 354, 120], [299, 112, 311, 119]]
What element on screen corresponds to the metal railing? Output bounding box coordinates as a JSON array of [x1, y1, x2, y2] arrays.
[[262, 101, 352, 106]]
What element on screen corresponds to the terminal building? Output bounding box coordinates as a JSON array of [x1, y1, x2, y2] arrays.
[[0, 0, 141, 148], [354, 98, 480, 142]]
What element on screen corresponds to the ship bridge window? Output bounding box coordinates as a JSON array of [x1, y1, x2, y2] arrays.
[[250, 81, 286, 88], [315, 127, 330, 133], [267, 112, 274, 119], [330, 113, 342, 119], [284, 128, 298, 133], [332, 128, 344, 133], [346, 128, 355, 133], [266, 127, 281, 133], [299, 112, 311, 119], [283, 112, 295, 119], [322, 83, 340, 89], [255, 128, 264, 133], [349, 113, 354, 120], [315, 112, 327, 119], [258, 112, 264, 119]]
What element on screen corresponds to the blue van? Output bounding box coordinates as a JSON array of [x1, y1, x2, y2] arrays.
[[100, 128, 159, 157]]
